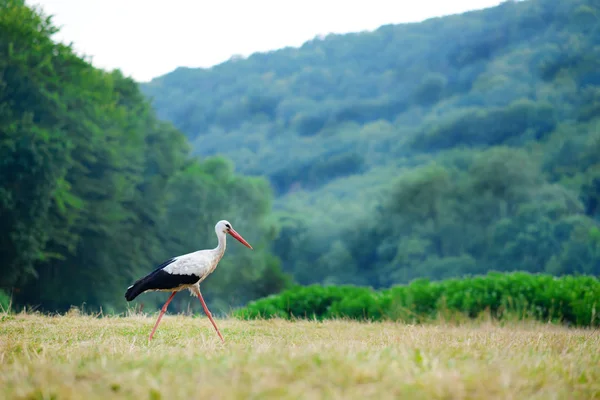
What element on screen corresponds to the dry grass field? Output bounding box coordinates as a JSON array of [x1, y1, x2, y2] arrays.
[[0, 311, 599, 399]]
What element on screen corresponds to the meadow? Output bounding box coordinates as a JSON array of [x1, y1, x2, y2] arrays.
[[1, 311, 598, 399]]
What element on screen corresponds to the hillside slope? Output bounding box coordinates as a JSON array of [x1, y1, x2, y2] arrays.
[[142, 0, 600, 286], [142, 0, 596, 192]]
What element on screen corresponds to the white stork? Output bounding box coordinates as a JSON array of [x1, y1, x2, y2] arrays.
[[125, 220, 253, 342]]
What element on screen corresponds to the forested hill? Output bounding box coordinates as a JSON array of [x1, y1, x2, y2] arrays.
[[142, 0, 600, 286], [141, 0, 598, 195], [0, 0, 290, 313]]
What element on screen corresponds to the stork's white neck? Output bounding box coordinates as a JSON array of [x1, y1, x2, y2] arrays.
[[213, 229, 227, 262]]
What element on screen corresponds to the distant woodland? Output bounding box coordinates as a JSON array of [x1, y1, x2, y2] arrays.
[[1, 0, 599, 313], [143, 0, 600, 287]]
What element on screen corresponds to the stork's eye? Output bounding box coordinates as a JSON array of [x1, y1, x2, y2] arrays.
[[226, 223, 231, 229]]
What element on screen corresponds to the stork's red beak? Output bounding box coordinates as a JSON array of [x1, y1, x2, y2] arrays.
[[228, 228, 253, 249]]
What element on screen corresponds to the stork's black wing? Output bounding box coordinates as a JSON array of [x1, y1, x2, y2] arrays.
[[124, 257, 200, 301]]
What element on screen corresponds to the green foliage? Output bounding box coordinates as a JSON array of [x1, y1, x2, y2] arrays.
[[0, 0, 73, 287], [0, 290, 10, 312], [142, 0, 600, 291], [411, 99, 556, 151], [235, 272, 600, 327], [0, 0, 289, 313], [4, 0, 600, 314]]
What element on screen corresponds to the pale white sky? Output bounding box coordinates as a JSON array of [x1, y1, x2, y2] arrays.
[[27, 0, 503, 82]]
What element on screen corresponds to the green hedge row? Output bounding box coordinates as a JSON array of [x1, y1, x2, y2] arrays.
[[233, 272, 600, 327]]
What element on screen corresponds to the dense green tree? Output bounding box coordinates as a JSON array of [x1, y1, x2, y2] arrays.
[[0, 0, 290, 313]]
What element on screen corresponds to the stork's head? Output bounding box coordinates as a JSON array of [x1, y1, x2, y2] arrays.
[[215, 220, 253, 249]]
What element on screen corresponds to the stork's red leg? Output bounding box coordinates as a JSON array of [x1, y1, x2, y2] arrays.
[[148, 291, 177, 341], [195, 289, 225, 343]]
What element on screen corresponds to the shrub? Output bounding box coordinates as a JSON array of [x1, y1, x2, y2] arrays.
[[234, 272, 600, 327]]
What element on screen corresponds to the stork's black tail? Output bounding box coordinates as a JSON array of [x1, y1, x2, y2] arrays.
[[124, 257, 180, 301], [125, 279, 146, 301]]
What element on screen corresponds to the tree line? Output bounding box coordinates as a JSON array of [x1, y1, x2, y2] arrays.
[[2, 0, 599, 315], [0, 0, 289, 314]]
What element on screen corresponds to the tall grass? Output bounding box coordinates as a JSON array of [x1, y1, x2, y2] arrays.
[[1, 312, 599, 399], [0, 290, 10, 313]]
